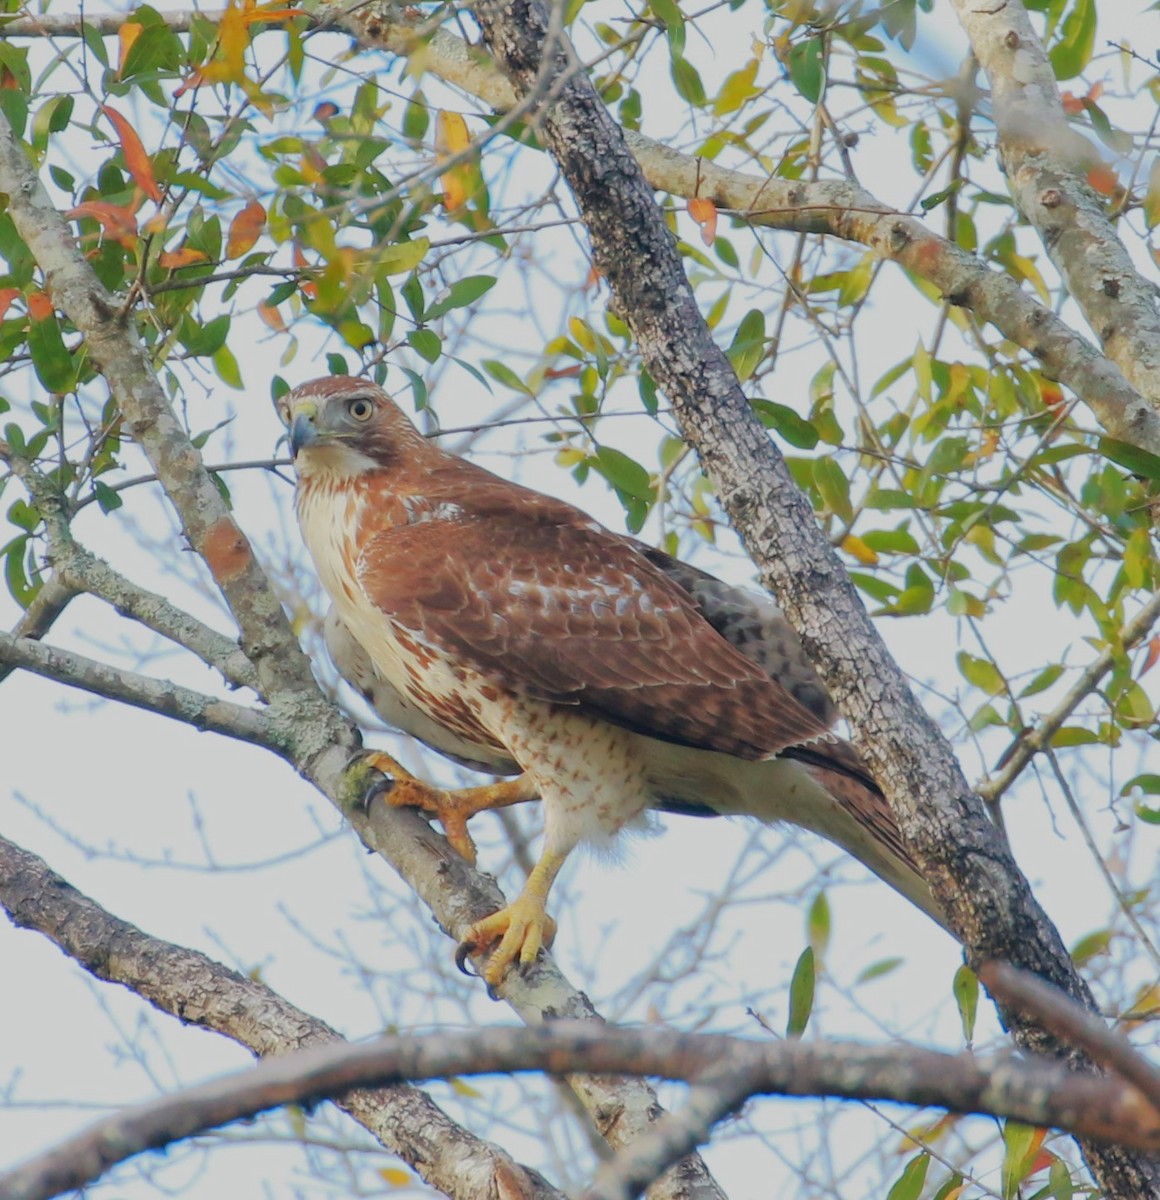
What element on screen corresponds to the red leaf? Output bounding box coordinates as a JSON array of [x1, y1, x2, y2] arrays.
[[1141, 635, 1160, 677], [27, 291, 54, 321], [1087, 163, 1118, 196], [68, 199, 141, 247], [687, 196, 718, 246], [102, 105, 163, 203], [226, 198, 266, 259], [0, 287, 21, 321]]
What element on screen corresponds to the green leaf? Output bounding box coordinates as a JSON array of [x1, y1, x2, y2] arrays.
[[727, 309, 765, 381], [786, 38, 824, 103], [1050, 726, 1101, 747], [213, 344, 242, 389], [1048, 1158, 1074, 1200], [752, 399, 818, 448], [886, 1154, 929, 1200], [93, 481, 123, 513], [377, 238, 430, 276], [482, 359, 533, 396], [953, 964, 978, 1043], [408, 329, 442, 363], [1070, 928, 1110, 966], [786, 946, 815, 1037], [1098, 436, 1160, 479], [593, 445, 653, 500], [813, 458, 853, 522], [1019, 663, 1064, 698], [28, 310, 77, 394], [807, 891, 830, 957], [1001, 1121, 1046, 1198], [856, 956, 902, 983], [956, 651, 1005, 696], [423, 275, 497, 320], [1049, 0, 1095, 79], [670, 55, 706, 105]]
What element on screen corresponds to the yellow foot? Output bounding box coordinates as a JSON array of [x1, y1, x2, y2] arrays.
[[361, 752, 536, 865], [458, 893, 558, 987]]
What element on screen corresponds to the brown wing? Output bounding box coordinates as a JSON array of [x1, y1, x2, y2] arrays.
[[356, 515, 834, 759]]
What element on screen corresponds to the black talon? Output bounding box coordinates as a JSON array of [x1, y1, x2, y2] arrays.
[[361, 771, 397, 814], [455, 940, 479, 977]]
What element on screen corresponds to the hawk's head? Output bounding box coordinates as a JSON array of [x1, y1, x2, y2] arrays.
[[276, 376, 427, 478]]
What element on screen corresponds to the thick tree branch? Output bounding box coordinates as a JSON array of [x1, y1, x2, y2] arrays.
[[4, 5, 1156, 451], [0, 632, 275, 745], [5, 993, 1160, 1200], [950, 0, 1160, 408], [0, 834, 563, 1200], [318, 0, 1159, 455], [463, 0, 1160, 1194]]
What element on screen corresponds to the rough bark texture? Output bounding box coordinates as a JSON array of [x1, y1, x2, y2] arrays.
[[0, 835, 562, 1200], [466, 0, 1160, 1193]]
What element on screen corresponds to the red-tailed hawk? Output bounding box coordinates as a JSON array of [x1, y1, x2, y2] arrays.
[[279, 376, 943, 984]]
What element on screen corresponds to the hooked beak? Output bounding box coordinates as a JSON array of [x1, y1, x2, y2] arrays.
[[288, 403, 320, 456]]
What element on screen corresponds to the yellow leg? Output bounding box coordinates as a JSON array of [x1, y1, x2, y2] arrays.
[[460, 849, 566, 986], [362, 751, 537, 864]]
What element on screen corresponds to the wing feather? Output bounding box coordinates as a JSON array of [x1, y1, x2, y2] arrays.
[[356, 515, 834, 759]]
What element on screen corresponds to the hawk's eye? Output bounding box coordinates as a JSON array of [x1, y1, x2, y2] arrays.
[[347, 396, 374, 422]]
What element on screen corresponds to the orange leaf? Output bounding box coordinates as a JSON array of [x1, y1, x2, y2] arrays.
[[158, 246, 208, 268], [1141, 635, 1160, 677], [436, 110, 472, 211], [1029, 1148, 1057, 1175], [27, 292, 54, 321], [117, 20, 143, 77], [0, 287, 19, 321], [1038, 377, 1065, 409], [0, 67, 18, 90], [102, 105, 163, 203], [67, 199, 140, 247], [1060, 91, 1083, 115], [294, 245, 318, 299], [688, 196, 718, 246], [313, 101, 339, 123], [227, 198, 266, 259], [1087, 163, 1118, 196], [544, 364, 582, 379], [257, 300, 286, 332]]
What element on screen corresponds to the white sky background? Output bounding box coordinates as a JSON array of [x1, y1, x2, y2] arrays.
[[2, 0, 1159, 1196]]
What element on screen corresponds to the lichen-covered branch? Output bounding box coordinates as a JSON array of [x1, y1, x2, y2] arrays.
[[0, 632, 274, 745], [949, 0, 1160, 408], [0, 834, 564, 1200], [463, 0, 1160, 1193]]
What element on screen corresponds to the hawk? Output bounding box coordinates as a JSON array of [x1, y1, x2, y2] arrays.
[[278, 376, 943, 984]]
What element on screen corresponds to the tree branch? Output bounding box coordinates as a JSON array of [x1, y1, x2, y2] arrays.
[[0, 575, 76, 685], [950, 0, 1160, 408], [463, 0, 1160, 1193], [0, 632, 275, 746], [0, 834, 564, 1200], [322, 0, 1159, 454], [5, 5, 1156, 451], [4, 992, 1160, 1200]]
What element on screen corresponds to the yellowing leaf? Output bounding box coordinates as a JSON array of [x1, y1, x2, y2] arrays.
[[102, 105, 163, 203], [449, 1076, 483, 1099], [687, 196, 717, 246], [158, 246, 208, 268], [379, 1167, 411, 1186], [257, 300, 286, 332], [436, 110, 472, 211], [227, 198, 266, 259], [842, 534, 879, 565], [117, 21, 143, 77]]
